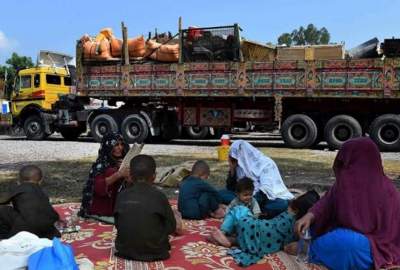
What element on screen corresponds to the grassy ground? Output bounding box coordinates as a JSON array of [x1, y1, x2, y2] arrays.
[[1, 148, 399, 203]]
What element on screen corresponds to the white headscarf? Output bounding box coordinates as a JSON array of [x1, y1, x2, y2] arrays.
[[229, 140, 294, 200]]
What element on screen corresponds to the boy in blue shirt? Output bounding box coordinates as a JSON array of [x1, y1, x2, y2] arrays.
[[178, 160, 225, 220]]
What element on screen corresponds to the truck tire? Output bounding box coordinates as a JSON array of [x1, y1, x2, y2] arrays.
[[281, 114, 318, 148], [185, 126, 209, 139], [60, 127, 83, 141], [324, 115, 362, 150], [90, 114, 118, 142], [121, 114, 149, 143], [369, 114, 400, 151], [23, 115, 47, 140]]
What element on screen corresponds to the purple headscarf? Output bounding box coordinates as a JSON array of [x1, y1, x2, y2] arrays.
[[310, 137, 400, 269]]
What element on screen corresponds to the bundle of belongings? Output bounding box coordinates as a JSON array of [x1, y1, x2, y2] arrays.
[[80, 28, 179, 62], [0, 232, 92, 270]]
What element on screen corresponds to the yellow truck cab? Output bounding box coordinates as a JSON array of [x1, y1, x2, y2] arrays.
[[10, 51, 79, 139]]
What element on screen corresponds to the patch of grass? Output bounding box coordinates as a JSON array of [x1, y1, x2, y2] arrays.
[[1, 149, 399, 203]]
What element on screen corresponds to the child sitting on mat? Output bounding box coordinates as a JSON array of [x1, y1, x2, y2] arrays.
[[0, 165, 60, 239], [178, 160, 225, 220], [208, 190, 320, 267], [114, 155, 181, 261]]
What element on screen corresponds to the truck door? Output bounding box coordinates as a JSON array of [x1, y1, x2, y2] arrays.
[[11, 74, 33, 115]]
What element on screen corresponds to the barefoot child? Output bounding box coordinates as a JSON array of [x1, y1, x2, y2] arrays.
[[178, 160, 225, 220], [0, 165, 60, 239], [209, 190, 320, 266], [213, 178, 261, 246]]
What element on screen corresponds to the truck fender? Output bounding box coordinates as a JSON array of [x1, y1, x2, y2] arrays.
[[139, 110, 157, 136]]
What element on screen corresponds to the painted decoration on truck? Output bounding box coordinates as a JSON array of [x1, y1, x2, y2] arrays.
[[183, 107, 197, 126], [274, 73, 305, 89], [395, 69, 400, 90], [348, 59, 382, 69], [246, 62, 274, 70], [210, 73, 232, 88], [187, 74, 209, 89], [153, 75, 174, 89], [315, 60, 347, 69], [186, 73, 234, 89], [199, 108, 231, 126], [347, 72, 382, 90], [233, 109, 272, 120], [131, 75, 152, 88], [317, 72, 383, 90], [86, 77, 120, 89], [317, 72, 347, 89], [247, 73, 273, 88]]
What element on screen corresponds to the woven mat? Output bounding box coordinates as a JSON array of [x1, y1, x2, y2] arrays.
[[55, 202, 324, 270]]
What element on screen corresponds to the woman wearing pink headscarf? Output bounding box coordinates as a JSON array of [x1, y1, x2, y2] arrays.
[[296, 137, 400, 270]]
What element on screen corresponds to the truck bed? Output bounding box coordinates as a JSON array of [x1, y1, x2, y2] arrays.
[[77, 58, 400, 99]]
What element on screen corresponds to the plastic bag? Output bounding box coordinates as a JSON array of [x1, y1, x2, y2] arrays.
[[28, 238, 78, 270]]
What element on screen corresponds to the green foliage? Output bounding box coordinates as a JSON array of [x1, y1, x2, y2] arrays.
[[278, 24, 331, 46], [0, 53, 34, 98], [277, 33, 292, 46]]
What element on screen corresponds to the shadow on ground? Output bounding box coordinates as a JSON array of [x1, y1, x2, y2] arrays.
[[0, 154, 336, 203]]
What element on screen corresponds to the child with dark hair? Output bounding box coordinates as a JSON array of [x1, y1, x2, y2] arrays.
[[208, 190, 320, 267], [114, 155, 179, 261], [0, 165, 60, 239], [178, 160, 225, 219], [225, 177, 261, 216]]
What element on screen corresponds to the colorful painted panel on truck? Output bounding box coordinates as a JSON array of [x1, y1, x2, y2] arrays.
[[78, 58, 400, 99]]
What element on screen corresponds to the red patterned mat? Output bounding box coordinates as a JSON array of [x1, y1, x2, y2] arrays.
[[55, 203, 325, 270]]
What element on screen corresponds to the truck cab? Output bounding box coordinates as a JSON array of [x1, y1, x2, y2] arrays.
[[9, 51, 76, 139]]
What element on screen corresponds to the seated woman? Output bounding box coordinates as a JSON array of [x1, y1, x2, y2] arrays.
[[295, 137, 400, 270], [220, 140, 294, 218], [208, 190, 320, 267], [78, 133, 130, 223]]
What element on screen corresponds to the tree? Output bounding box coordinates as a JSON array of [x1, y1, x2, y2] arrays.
[[277, 33, 292, 46], [277, 24, 331, 46], [0, 53, 34, 98]]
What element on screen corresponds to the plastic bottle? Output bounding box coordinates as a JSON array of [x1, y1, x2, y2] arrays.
[[296, 229, 311, 263]]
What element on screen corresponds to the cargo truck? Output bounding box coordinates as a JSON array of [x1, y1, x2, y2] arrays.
[[4, 23, 400, 151]]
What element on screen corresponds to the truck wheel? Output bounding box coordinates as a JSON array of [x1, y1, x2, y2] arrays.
[[90, 114, 118, 142], [185, 126, 209, 139], [60, 127, 83, 141], [121, 114, 149, 143], [324, 115, 362, 150], [281, 114, 318, 148], [24, 115, 46, 140], [369, 114, 400, 151]]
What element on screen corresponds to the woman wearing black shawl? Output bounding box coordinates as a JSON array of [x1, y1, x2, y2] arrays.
[[78, 133, 129, 221]]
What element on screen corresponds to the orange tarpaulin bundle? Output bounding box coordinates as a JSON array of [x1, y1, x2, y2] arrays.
[[128, 36, 146, 57], [96, 28, 113, 41], [110, 38, 122, 57], [146, 39, 179, 62], [110, 35, 146, 58], [81, 34, 111, 60]]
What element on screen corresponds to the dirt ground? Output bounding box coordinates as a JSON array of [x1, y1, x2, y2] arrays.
[[1, 134, 400, 203]]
